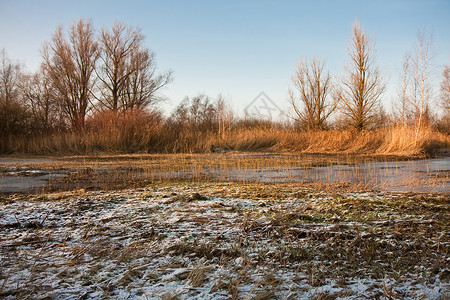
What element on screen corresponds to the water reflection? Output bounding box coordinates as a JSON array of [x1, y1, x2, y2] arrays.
[[0, 157, 448, 194], [210, 158, 449, 193]]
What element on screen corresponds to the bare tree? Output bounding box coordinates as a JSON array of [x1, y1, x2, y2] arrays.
[[394, 53, 411, 125], [216, 95, 233, 138], [437, 64, 450, 133], [97, 22, 141, 111], [289, 58, 335, 130], [440, 65, 449, 111], [171, 95, 217, 130], [22, 68, 62, 132], [336, 22, 385, 131], [0, 49, 28, 137], [122, 47, 172, 110], [42, 19, 99, 131], [409, 31, 434, 129], [97, 22, 172, 112]]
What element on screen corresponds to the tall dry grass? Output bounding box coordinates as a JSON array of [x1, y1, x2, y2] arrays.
[[215, 125, 449, 156], [377, 125, 449, 156], [2, 112, 449, 156]]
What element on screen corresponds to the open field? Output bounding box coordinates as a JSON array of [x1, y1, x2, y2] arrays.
[[0, 154, 449, 299]]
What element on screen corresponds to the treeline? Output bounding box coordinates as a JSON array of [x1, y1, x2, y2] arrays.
[[288, 22, 449, 133], [0, 20, 449, 155], [1, 19, 172, 138]]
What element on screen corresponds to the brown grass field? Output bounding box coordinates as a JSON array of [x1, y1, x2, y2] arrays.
[[3, 124, 449, 157]]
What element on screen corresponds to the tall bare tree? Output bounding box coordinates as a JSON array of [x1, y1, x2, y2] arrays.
[[22, 68, 62, 132], [122, 46, 172, 110], [438, 64, 450, 133], [289, 58, 335, 130], [336, 22, 385, 131], [0, 49, 28, 137], [216, 95, 233, 138], [409, 32, 434, 129], [42, 19, 99, 131], [441, 65, 450, 111], [97, 22, 141, 111], [394, 54, 411, 125], [97, 22, 172, 112]]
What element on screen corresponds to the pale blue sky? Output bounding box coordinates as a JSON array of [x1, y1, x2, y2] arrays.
[[0, 0, 449, 116]]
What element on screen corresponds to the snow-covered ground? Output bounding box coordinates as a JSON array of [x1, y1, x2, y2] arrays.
[[0, 184, 448, 299]]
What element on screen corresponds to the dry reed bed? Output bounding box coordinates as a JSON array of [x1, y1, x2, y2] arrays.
[[0, 183, 448, 299], [4, 125, 449, 156]]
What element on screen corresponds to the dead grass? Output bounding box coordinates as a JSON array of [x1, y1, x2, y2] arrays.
[[229, 125, 449, 156], [187, 265, 211, 287], [377, 125, 449, 155], [3, 122, 448, 156], [160, 291, 181, 300], [0, 182, 448, 298]]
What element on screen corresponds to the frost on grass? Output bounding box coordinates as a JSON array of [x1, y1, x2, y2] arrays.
[[0, 183, 449, 299]]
